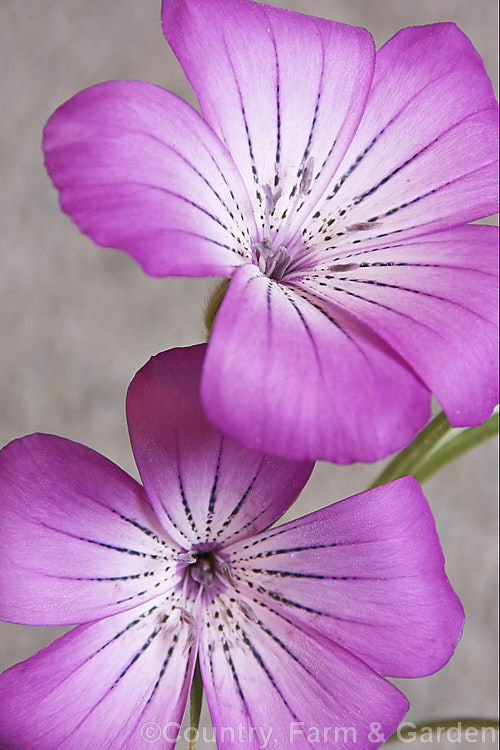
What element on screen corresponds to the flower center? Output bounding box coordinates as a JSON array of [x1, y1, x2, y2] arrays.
[[253, 238, 295, 282], [189, 551, 215, 589], [177, 546, 234, 604], [252, 159, 317, 282], [173, 548, 259, 646]]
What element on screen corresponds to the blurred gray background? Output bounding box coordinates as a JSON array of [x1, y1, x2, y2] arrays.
[[0, 0, 498, 746]]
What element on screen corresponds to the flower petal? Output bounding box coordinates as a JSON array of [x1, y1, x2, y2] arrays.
[[162, 0, 375, 234], [313, 23, 498, 247], [0, 598, 196, 749], [299, 225, 499, 427], [126, 345, 313, 547], [226, 476, 464, 679], [43, 80, 254, 277], [201, 264, 430, 463], [0, 434, 179, 625], [199, 592, 408, 750]]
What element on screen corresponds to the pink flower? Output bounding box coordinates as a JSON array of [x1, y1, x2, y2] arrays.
[[0, 346, 463, 748], [43, 0, 499, 463]]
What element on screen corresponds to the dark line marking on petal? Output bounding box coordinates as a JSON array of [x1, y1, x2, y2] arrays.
[[175, 438, 200, 541], [338, 276, 493, 323], [221, 31, 260, 189], [296, 39, 325, 187], [266, 278, 273, 326], [239, 627, 299, 719], [110, 512, 162, 543], [238, 525, 301, 552], [111, 626, 161, 686], [219, 626, 250, 714], [247, 567, 358, 581], [115, 590, 149, 605], [144, 633, 181, 706], [82, 116, 246, 243], [326, 67, 473, 201], [232, 541, 337, 563], [132, 129, 246, 234], [205, 438, 224, 538], [280, 287, 324, 377], [87, 180, 244, 245], [287, 284, 376, 371], [39, 522, 171, 560], [327, 121, 394, 200], [110, 509, 182, 547], [96, 609, 156, 656], [42, 571, 155, 582], [64, 617, 166, 741], [302, 277, 444, 339], [217, 461, 263, 538], [335, 110, 497, 232], [208, 152, 251, 234], [223, 498, 274, 543], [265, 24, 282, 170]]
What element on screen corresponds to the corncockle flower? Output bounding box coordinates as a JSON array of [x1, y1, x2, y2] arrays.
[[0, 346, 463, 749], [42, 0, 499, 464]]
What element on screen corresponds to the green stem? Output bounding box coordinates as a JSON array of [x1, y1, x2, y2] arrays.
[[371, 410, 499, 489], [413, 411, 499, 483], [385, 718, 499, 744], [370, 412, 452, 488], [188, 659, 203, 750]]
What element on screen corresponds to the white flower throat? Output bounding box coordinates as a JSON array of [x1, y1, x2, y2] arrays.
[[251, 157, 316, 282], [249, 154, 388, 284]]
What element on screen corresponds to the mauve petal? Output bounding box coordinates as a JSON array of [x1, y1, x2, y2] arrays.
[[127, 345, 313, 547], [43, 80, 254, 277], [300, 225, 499, 427], [162, 0, 375, 237], [314, 24, 498, 248], [0, 597, 196, 749], [226, 476, 464, 678], [0, 434, 179, 626], [201, 263, 430, 463], [199, 593, 408, 750]]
